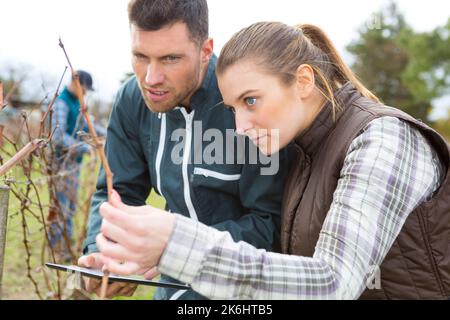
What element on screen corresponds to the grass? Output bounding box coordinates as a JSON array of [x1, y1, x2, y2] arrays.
[[1, 143, 166, 300]]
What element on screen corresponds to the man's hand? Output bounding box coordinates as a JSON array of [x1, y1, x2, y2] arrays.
[[96, 190, 175, 277], [77, 253, 138, 298]]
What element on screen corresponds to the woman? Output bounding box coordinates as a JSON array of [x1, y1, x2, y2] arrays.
[[95, 22, 449, 299]]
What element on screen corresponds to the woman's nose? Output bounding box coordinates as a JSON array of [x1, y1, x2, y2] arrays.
[[235, 109, 254, 135]]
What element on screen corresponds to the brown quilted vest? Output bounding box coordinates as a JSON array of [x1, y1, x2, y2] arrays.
[[281, 82, 450, 299]]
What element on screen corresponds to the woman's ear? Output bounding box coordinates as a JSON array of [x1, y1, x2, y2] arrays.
[[296, 64, 315, 99]]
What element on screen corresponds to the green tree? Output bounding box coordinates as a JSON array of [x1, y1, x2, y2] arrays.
[[434, 106, 450, 142], [347, 2, 450, 124], [400, 18, 450, 106]]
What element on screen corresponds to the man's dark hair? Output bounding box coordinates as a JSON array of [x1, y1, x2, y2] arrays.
[[128, 0, 209, 46]]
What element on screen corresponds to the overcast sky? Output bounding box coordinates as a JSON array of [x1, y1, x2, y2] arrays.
[[1, 0, 449, 118]]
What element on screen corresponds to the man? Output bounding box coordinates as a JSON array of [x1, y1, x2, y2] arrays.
[[79, 0, 288, 300], [50, 70, 105, 261]]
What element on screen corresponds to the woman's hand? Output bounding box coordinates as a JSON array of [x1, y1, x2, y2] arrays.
[[96, 190, 176, 277]]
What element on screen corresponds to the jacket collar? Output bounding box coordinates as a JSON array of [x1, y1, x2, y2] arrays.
[[190, 54, 218, 111], [294, 82, 362, 156], [165, 55, 219, 119]]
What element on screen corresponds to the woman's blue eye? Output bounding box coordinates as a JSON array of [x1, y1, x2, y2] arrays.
[[245, 97, 257, 106]]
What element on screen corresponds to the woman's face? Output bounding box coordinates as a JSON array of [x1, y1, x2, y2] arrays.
[[218, 61, 321, 155]]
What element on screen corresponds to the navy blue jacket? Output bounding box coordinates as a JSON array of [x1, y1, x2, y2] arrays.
[[84, 56, 289, 300]]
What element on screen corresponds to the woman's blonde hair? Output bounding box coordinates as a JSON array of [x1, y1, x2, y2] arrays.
[[217, 22, 380, 117]]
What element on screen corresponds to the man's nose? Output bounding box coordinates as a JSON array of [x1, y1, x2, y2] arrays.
[[145, 64, 165, 87]]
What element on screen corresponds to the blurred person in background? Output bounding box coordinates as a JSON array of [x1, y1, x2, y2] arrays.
[[49, 70, 106, 262]]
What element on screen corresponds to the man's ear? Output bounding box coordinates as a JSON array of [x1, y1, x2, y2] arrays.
[[296, 64, 315, 99], [201, 38, 214, 63]]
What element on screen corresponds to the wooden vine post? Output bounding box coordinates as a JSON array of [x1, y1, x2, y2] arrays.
[[0, 185, 10, 300], [0, 82, 4, 110], [0, 83, 9, 300]]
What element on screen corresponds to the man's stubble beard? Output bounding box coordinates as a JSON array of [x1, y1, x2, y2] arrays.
[[140, 63, 201, 113]]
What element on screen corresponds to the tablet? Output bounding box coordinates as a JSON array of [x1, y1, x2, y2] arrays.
[[46, 263, 190, 290]]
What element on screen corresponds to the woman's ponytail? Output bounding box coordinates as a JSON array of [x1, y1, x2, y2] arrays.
[[217, 21, 381, 118], [298, 24, 380, 103]]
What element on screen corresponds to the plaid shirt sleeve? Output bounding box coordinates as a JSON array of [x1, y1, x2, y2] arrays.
[[52, 99, 89, 153], [158, 116, 444, 300]]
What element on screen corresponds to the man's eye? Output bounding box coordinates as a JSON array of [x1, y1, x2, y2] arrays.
[[164, 56, 179, 62], [244, 97, 257, 106], [134, 54, 147, 60]]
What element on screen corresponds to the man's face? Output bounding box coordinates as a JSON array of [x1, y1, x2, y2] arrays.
[[131, 22, 211, 113]]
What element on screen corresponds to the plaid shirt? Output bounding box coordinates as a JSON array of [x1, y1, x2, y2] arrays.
[[52, 99, 106, 155], [158, 116, 444, 300]]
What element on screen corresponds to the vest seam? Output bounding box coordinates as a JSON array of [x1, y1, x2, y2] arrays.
[[285, 145, 305, 254], [395, 239, 422, 299], [416, 211, 446, 297]]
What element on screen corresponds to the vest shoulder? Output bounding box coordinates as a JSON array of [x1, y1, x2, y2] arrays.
[[351, 97, 419, 124], [346, 98, 450, 167]]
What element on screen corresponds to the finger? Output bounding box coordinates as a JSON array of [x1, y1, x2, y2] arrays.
[[144, 267, 160, 280], [105, 282, 128, 299], [96, 234, 138, 262], [121, 287, 137, 297], [84, 277, 101, 292], [100, 202, 139, 232], [102, 257, 140, 276], [95, 285, 104, 298], [78, 255, 94, 268], [78, 253, 104, 269], [110, 189, 129, 211], [116, 284, 137, 297], [101, 218, 136, 248], [93, 280, 123, 298], [110, 190, 145, 216]]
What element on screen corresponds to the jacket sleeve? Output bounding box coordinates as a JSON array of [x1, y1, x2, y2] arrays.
[[211, 148, 290, 251], [83, 82, 152, 254]]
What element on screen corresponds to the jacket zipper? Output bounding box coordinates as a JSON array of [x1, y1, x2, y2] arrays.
[[180, 109, 198, 221], [155, 113, 167, 197]]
